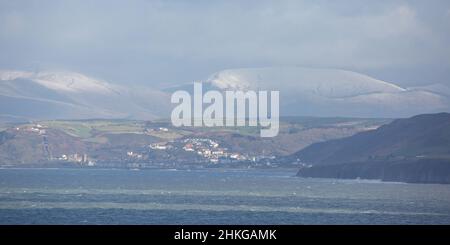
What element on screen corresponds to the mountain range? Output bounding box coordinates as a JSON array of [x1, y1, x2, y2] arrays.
[[206, 67, 450, 118], [0, 70, 170, 121], [1, 67, 450, 122]]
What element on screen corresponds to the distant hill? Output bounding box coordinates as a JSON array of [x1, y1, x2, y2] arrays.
[[205, 67, 450, 118], [292, 113, 450, 183], [293, 113, 450, 165], [0, 117, 385, 166], [4, 67, 449, 122], [0, 70, 170, 121]]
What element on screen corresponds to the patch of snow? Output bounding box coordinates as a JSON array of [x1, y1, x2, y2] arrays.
[[206, 67, 406, 98], [205, 67, 450, 117], [0, 70, 114, 94], [0, 70, 34, 81], [408, 83, 450, 97]]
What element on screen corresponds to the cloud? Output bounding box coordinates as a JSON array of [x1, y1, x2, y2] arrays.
[[0, 0, 449, 86]]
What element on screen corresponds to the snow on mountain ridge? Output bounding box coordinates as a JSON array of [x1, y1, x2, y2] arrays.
[[408, 83, 450, 97], [1, 67, 449, 119], [0, 70, 34, 81], [207, 67, 406, 98], [0, 70, 116, 94], [0, 69, 171, 120], [205, 67, 450, 117]]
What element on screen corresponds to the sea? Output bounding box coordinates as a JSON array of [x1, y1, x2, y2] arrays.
[[0, 168, 449, 224]]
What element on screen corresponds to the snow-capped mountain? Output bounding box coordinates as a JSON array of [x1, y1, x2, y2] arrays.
[[0, 70, 170, 121], [205, 67, 450, 118], [0, 70, 115, 93], [1, 67, 449, 121]]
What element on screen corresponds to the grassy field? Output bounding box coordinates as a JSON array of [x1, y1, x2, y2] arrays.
[[36, 117, 388, 140], [39, 120, 188, 141], [40, 120, 148, 138], [41, 121, 94, 138]]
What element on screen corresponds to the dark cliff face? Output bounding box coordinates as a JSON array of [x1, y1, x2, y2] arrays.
[[292, 113, 450, 165], [297, 159, 450, 184], [292, 113, 450, 184]]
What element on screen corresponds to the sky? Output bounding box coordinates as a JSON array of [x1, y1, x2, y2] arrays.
[[0, 0, 449, 88]]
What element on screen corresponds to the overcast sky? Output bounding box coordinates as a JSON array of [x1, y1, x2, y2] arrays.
[[0, 0, 449, 87]]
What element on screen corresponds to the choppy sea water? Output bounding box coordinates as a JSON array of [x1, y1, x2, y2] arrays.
[[0, 168, 450, 224]]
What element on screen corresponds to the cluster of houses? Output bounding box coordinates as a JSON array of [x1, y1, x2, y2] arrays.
[[9, 122, 281, 168], [149, 143, 172, 150], [182, 138, 226, 163], [15, 124, 47, 135], [145, 127, 169, 133], [149, 137, 248, 164], [58, 153, 95, 166], [126, 151, 143, 159]]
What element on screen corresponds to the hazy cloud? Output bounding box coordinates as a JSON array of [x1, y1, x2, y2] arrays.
[[0, 0, 449, 87]]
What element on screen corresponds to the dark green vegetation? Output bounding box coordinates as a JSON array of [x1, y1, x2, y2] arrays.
[[293, 113, 450, 184]]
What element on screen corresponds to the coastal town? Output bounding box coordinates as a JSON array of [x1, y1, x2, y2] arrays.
[[1, 117, 382, 170], [54, 135, 280, 169], [8, 123, 282, 169]]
